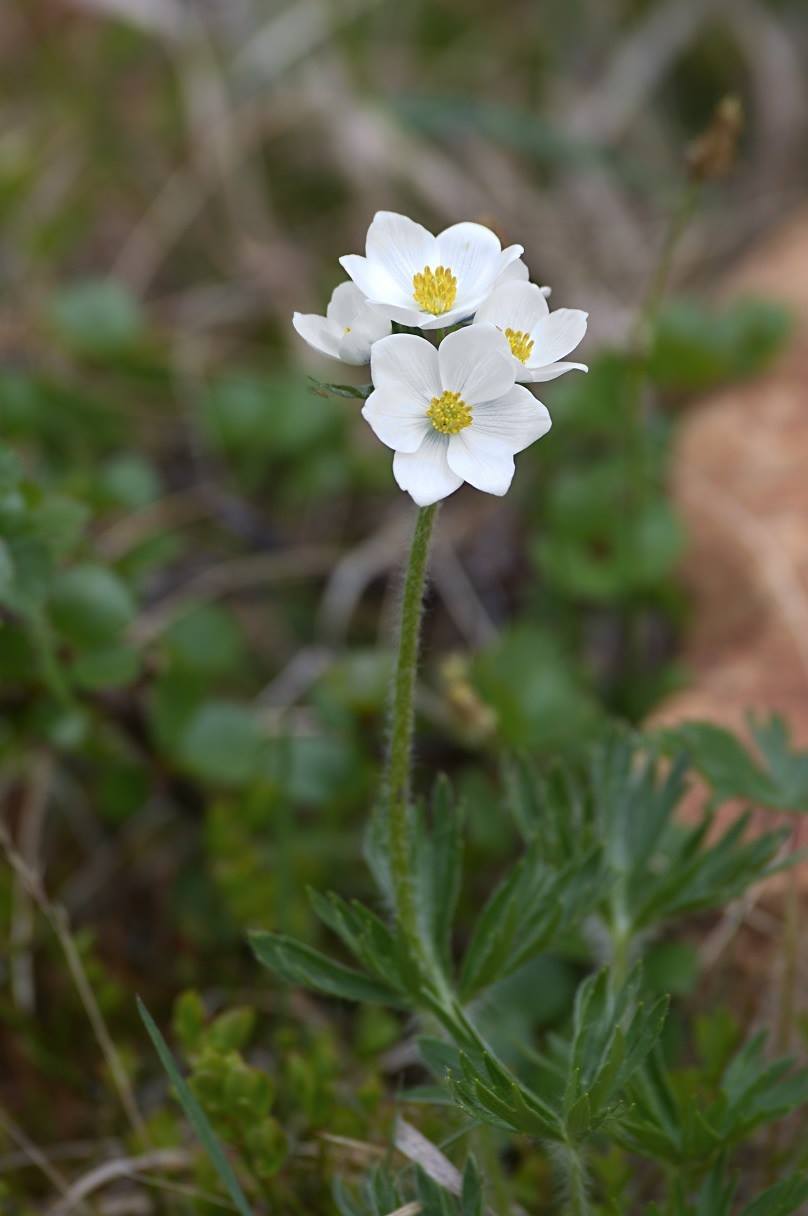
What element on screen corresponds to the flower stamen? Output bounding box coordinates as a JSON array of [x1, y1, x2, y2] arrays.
[[412, 265, 458, 315], [427, 390, 472, 435], [504, 327, 534, 363]]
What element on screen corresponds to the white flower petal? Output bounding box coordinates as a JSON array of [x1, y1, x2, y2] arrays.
[[326, 281, 367, 326], [300, 282, 389, 364], [436, 223, 520, 301], [529, 308, 588, 366], [497, 244, 528, 276], [365, 211, 438, 292], [339, 309, 391, 365], [377, 302, 436, 327], [393, 431, 463, 506], [438, 323, 514, 405], [520, 360, 588, 383], [447, 431, 515, 497], [292, 312, 341, 359], [495, 257, 530, 286], [337, 328, 382, 365], [339, 254, 412, 309], [417, 302, 482, 330], [466, 384, 552, 453], [361, 388, 430, 453], [370, 333, 442, 403], [474, 280, 550, 332]]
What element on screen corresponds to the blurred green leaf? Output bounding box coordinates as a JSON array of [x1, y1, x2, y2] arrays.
[[536, 466, 684, 602], [249, 930, 402, 1004], [178, 702, 267, 787], [307, 376, 372, 399], [98, 454, 161, 509], [472, 625, 601, 751], [649, 298, 791, 392], [166, 604, 246, 678], [47, 278, 146, 356], [72, 644, 140, 690], [739, 1177, 808, 1216], [50, 564, 135, 647]]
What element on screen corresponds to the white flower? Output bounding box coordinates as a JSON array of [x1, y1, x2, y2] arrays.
[[292, 281, 391, 365], [340, 211, 523, 331], [473, 280, 588, 383], [362, 324, 551, 506]]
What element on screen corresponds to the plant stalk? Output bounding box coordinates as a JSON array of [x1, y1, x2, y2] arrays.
[[551, 1141, 591, 1216], [385, 502, 438, 943]]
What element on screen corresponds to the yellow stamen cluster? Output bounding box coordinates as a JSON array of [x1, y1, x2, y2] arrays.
[[427, 390, 472, 436], [412, 265, 457, 315], [505, 327, 534, 363]]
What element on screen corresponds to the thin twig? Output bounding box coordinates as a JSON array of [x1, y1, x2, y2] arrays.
[[0, 820, 148, 1144], [129, 547, 339, 646], [10, 751, 53, 1012], [0, 1106, 90, 1213], [95, 490, 209, 561]]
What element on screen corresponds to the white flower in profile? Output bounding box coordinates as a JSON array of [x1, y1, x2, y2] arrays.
[[292, 282, 391, 365], [362, 324, 551, 506], [340, 211, 523, 331], [474, 280, 588, 383]]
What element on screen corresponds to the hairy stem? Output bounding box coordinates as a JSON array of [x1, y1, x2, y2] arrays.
[[551, 1141, 591, 1216], [385, 503, 438, 942]]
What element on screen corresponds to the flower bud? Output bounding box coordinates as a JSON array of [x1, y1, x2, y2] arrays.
[[686, 96, 743, 182]]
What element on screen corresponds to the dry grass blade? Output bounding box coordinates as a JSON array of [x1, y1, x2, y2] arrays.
[[46, 1149, 190, 1216], [10, 752, 52, 1013], [61, 0, 186, 40], [0, 1107, 91, 1216], [129, 547, 340, 646], [394, 1118, 463, 1197], [0, 818, 148, 1143]]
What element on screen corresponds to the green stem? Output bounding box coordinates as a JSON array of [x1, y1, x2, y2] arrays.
[[618, 181, 700, 713], [385, 503, 438, 942], [610, 929, 632, 993], [551, 1141, 591, 1216]]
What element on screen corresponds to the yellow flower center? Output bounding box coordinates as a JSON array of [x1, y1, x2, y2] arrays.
[[427, 390, 472, 435], [504, 327, 534, 363], [412, 265, 457, 315]]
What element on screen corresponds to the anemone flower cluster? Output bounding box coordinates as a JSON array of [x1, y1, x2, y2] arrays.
[[292, 211, 588, 506]]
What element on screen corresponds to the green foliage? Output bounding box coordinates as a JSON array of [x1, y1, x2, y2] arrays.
[[649, 298, 792, 393], [248, 729, 806, 1204], [621, 1029, 808, 1169], [137, 996, 255, 1216], [471, 625, 602, 750], [177, 701, 269, 787], [47, 278, 146, 358], [307, 375, 373, 399], [334, 1159, 484, 1216], [505, 732, 792, 966], [444, 966, 668, 1146], [536, 462, 684, 602], [659, 714, 808, 810]]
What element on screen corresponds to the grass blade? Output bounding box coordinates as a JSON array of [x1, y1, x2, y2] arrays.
[[136, 996, 253, 1216]]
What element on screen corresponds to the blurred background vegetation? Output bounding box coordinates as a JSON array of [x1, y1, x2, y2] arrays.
[[1, 0, 807, 1211]]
